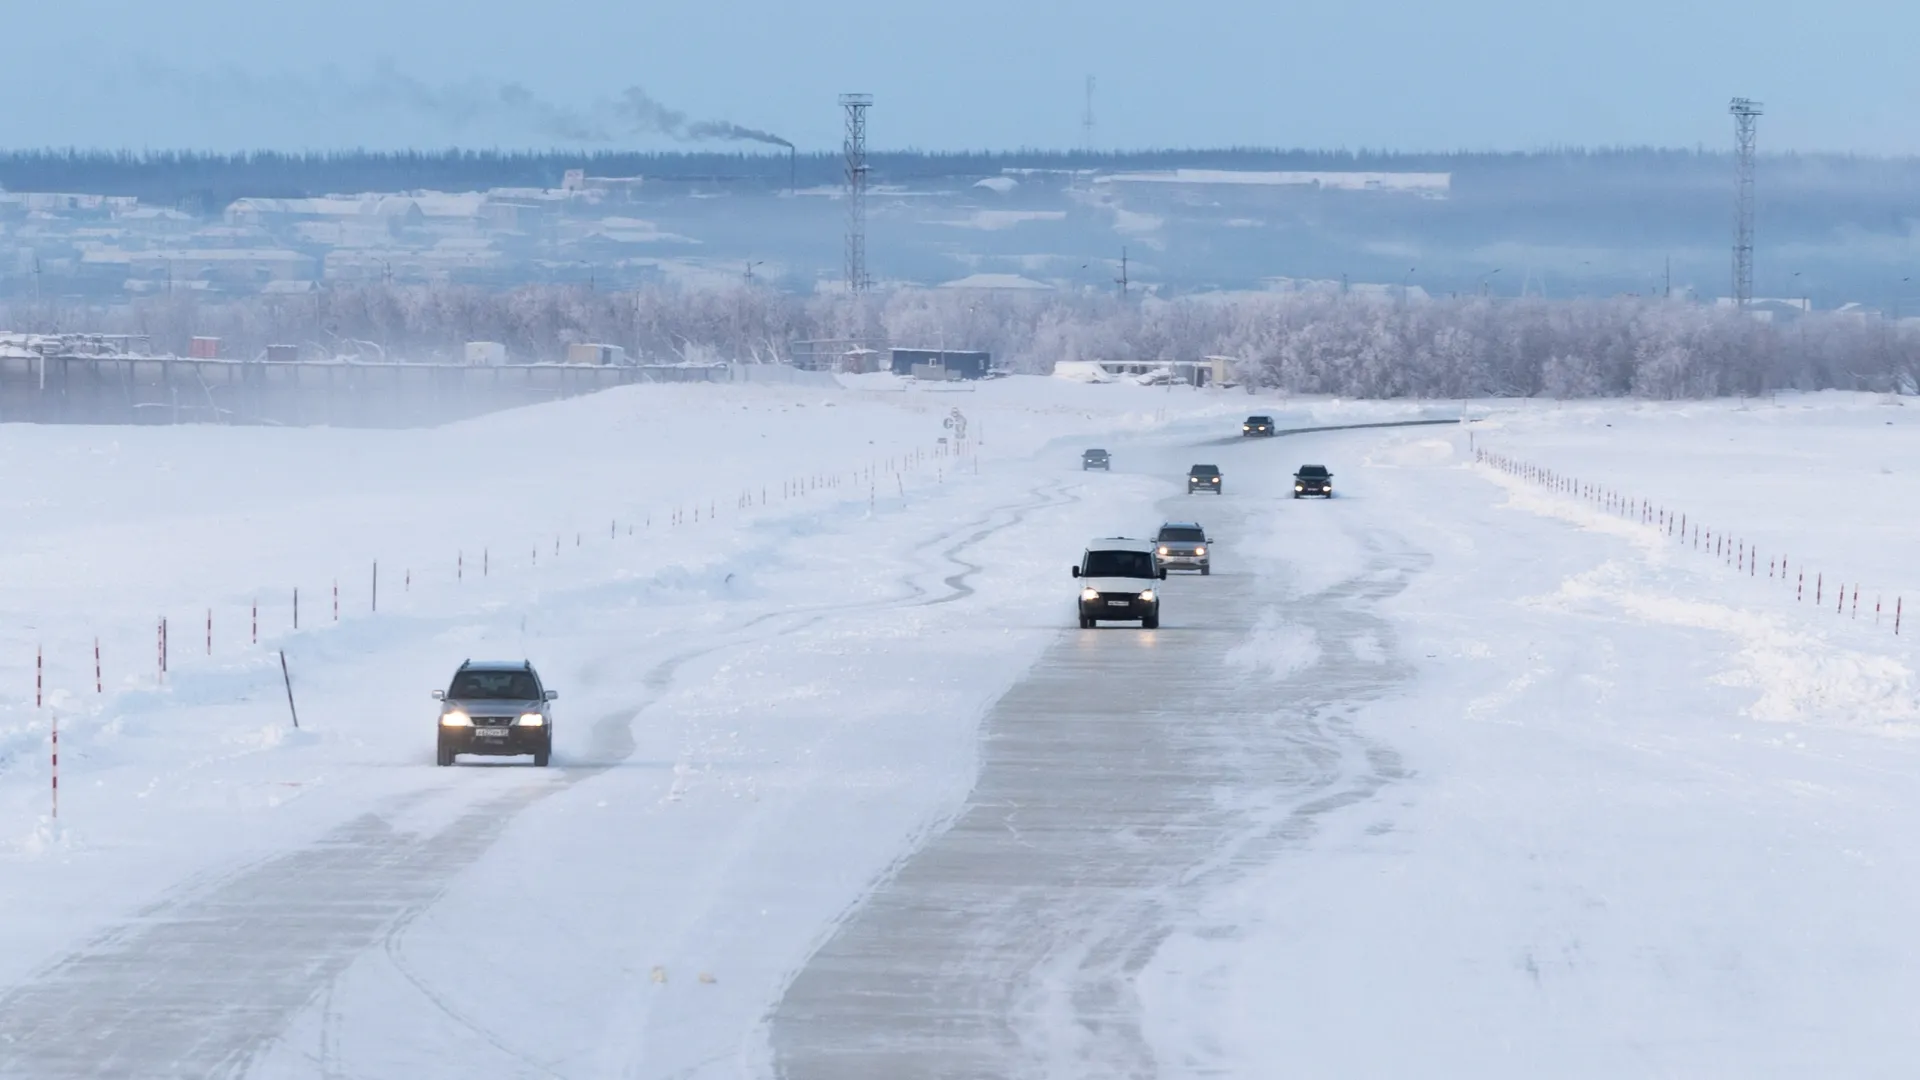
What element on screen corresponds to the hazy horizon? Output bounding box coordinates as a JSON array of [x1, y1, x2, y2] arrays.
[[9, 0, 1916, 154]]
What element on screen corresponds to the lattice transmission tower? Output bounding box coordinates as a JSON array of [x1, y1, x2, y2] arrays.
[[1082, 76, 1096, 152], [1730, 97, 1763, 309], [841, 93, 873, 293]]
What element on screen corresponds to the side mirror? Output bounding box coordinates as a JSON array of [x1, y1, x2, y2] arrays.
[[431, 690, 445, 701], [1159, 568, 1168, 580], [544, 690, 559, 701], [1070, 566, 1081, 578]]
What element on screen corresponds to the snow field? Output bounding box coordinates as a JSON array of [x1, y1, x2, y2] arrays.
[[1140, 408, 1920, 1077]]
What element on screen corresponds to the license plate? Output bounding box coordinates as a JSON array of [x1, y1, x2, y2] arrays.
[[475, 727, 510, 738], [1107, 600, 1129, 607]]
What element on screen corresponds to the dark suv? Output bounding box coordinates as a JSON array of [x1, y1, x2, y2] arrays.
[[1188, 464, 1223, 494], [1082, 448, 1111, 471], [434, 660, 557, 767], [1243, 415, 1276, 437], [1293, 464, 1334, 498]]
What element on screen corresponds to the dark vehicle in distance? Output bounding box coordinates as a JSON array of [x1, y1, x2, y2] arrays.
[[1082, 448, 1111, 471], [1243, 415, 1276, 436], [434, 660, 557, 767], [1188, 464, 1223, 494], [1071, 538, 1166, 629], [1294, 464, 1334, 498], [1156, 521, 1212, 575]]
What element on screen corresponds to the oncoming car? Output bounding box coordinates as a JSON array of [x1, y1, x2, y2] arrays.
[[1082, 448, 1112, 471], [1188, 464, 1223, 494], [1071, 538, 1166, 629], [1243, 415, 1276, 436], [1155, 521, 1212, 575], [1293, 464, 1334, 498], [434, 660, 557, 767]]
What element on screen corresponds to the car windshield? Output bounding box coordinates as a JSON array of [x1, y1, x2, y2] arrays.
[[1159, 527, 1205, 542], [1083, 550, 1157, 578], [449, 670, 541, 700], [1084, 449, 1108, 457], [1298, 465, 1330, 477], [1248, 416, 1271, 423], [1190, 465, 1220, 475]]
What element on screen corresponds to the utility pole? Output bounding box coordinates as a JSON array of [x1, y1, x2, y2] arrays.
[[1115, 247, 1129, 296], [1730, 97, 1763, 310], [1665, 255, 1672, 299], [745, 260, 763, 286]]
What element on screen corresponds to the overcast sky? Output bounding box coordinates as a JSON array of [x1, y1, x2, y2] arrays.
[[5, 0, 1914, 154]]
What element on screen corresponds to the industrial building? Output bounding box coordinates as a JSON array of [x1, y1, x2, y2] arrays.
[[890, 348, 991, 380]]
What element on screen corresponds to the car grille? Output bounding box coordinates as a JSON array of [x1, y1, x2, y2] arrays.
[[1097, 592, 1144, 604], [471, 715, 516, 729]]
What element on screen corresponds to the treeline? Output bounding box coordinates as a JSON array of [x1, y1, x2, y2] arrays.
[[4, 285, 1915, 400], [10, 145, 1918, 213]]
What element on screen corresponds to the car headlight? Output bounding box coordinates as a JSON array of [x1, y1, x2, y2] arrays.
[[440, 710, 472, 727], [1195, 546, 1205, 556], [515, 712, 545, 727], [1211, 477, 1220, 483], [1139, 589, 1156, 602], [1295, 484, 1304, 491], [1158, 545, 1169, 555], [1081, 587, 1099, 601]]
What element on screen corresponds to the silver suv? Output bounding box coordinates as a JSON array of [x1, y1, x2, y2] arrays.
[[1155, 521, 1212, 575], [433, 660, 557, 767]]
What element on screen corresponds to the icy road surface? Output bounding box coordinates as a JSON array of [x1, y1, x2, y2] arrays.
[[8, 386, 1920, 1078], [770, 471, 1423, 1077]]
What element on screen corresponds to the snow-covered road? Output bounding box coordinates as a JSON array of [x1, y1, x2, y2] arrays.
[[8, 385, 1920, 1078], [771, 450, 1425, 1078]]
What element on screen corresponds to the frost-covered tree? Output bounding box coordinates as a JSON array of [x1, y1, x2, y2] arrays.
[[7, 284, 1920, 400]]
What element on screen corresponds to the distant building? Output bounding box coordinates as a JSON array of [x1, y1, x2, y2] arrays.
[[1098, 169, 1452, 197], [1094, 359, 1214, 386], [890, 348, 991, 379], [565, 342, 628, 366], [937, 273, 1053, 292]]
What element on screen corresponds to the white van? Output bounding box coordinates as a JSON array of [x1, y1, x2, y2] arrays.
[[1070, 538, 1166, 629]]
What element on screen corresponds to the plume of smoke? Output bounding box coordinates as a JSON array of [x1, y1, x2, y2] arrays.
[[121, 59, 785, 149], [686, 120, 794, 150], [612, 89, 792, 149]]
